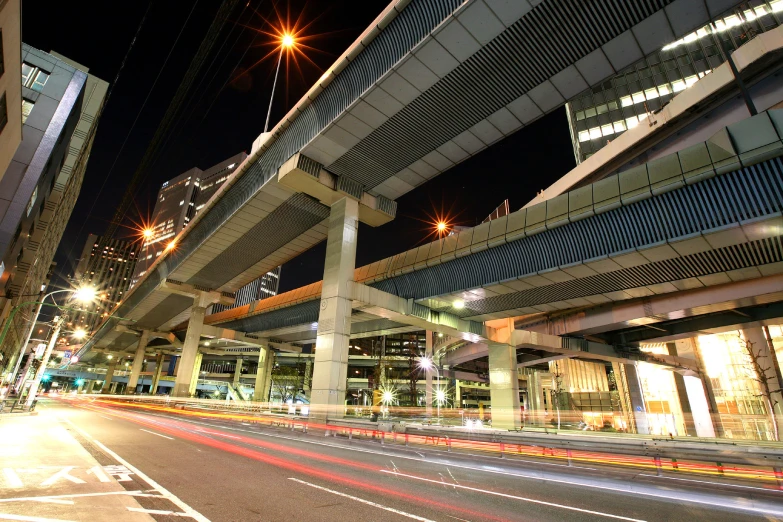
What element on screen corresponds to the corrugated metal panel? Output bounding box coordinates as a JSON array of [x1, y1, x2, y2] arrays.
[[370, 158, 783, 299], [328, 0, 673, 188]]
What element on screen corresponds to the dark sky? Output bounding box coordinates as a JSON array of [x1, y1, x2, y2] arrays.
[[21, 0, 575, 293]]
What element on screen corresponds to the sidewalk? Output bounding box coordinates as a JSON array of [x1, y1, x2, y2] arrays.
[[0, 407, 155, 521]]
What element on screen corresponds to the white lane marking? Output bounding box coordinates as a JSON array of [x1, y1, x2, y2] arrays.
[[380, 470, 646, 522], [40, 467, 85, 486], [0, 514, 75, 522], [127, 507, 189, 516], [60, 417, 210, 522], [0, 491, 160, 503], [29, 499, 73, 505], [104, 409, 783, 516], [97, 415, 112, 421], [2, 469, 23, 488], [140, 429, 174, 440], [638, 473, 779, 492], [288, 478, 435, 522]]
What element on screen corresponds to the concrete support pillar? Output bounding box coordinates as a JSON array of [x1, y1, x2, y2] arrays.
[[691, 337, 725, 438], [233, 358, 243, 386], [743, 327, 783, 440], [150, 354, 163, 395], [666, 343, 698, 437], [253, 347, 270, 402], [488, 344, 521, 430], [454, 379, 461, 409], [262, 350, 274, 402], [310, 197, 359, 420], [425, 331, 433, 415], [624, 363, 650, 434], [173, 298, 207, 397], [127, 330, 150, 394], [102, 359, 118, 394]]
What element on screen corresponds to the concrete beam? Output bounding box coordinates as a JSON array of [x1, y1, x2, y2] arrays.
[[517, 274, 783, 337], [278, 153, 396, 227], [160, 279, 234, 306]]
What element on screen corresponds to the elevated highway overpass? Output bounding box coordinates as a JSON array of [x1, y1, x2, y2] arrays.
[[77, 0, 781, 427]]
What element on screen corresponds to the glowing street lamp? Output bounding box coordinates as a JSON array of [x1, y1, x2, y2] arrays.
[[72, 328, 87, 340], [143, 228, 154, 240], [8, 285, 97, 391], [264, 33, 296, 134]]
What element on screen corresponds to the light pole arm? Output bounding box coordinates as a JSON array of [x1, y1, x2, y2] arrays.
[[264, 47, 284, 134]]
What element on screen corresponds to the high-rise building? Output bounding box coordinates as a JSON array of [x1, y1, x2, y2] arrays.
[[72, 234, 138, 333], [131, 152, 247, 286], [210, 266, 281, 314], [0, 46, 108, 379], [565, 2, 782, 164]]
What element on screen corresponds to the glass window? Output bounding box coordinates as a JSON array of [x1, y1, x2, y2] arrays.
[[21, 63, 33, 85], [578, 131, 590, 142], [600, 124, 614, 137], [613, 121, 626, 133], [21, 99, 34, 123], [620, 96, 633, 107], [31, 70, 49, 92], [26, 186, 37, 217], [588, 127, 602, 140]]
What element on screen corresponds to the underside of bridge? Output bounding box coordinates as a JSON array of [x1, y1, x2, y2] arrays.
[[71, 1, 783, 436]]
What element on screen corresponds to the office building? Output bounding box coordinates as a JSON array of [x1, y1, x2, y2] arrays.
[[131, 152, 247, 286], [73, 234, 138, 333], [210, 266, 281, 314], [0, 46, 108, 379], [566, 1, 783, 164]]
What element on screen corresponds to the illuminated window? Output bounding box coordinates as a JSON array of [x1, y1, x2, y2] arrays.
[[21, 99, 34, 123]]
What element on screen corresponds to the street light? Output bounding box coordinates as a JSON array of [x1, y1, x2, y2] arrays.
[[8, 286, 97, 391], [263, 32, 296, 134], [418, 356, 441, 421]]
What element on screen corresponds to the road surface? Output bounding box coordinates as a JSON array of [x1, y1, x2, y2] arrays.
[[24, 399, 783, 522]]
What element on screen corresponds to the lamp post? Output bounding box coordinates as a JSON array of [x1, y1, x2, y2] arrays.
[[418, 356, 441, 421], [6, 286, 96, 390], [263, 33, 295, 134], [24, 317, 91, 406]]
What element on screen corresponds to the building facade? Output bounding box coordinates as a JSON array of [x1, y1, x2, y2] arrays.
[[131, 152, 247, 286], [73, 234, 138, 333], [566, 1, 783, 164], [0, 0, 21, 184], [0, 46, 108, 381]]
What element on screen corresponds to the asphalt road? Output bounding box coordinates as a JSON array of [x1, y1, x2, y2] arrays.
[[41, 399, 783, 522]]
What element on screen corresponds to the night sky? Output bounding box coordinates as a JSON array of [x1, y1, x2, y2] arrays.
[[22, 0, 575, 293]]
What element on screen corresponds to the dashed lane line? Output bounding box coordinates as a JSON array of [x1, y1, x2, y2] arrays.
[[380, 470, 647, 522], [288, 478, 435, 521], [139, 429, 175, 440]]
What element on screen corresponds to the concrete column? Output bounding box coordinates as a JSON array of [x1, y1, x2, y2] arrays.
[[150, 353, 163, 395], [262, 350, 274, 402], [666, 343, 698, 437], [488, 344, 521, 429], [691, 337, 725, 438], [623, 363, 650, 435], [127, 330, 150, 394], [253, 347, 270, 402], [173, 298, 207, 397], [425, 331, 433, 415], [233, 358, 243, 386], [102, 359, 118, 394], [310, 197, 359, 420], [743, 327, 783, 439]]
